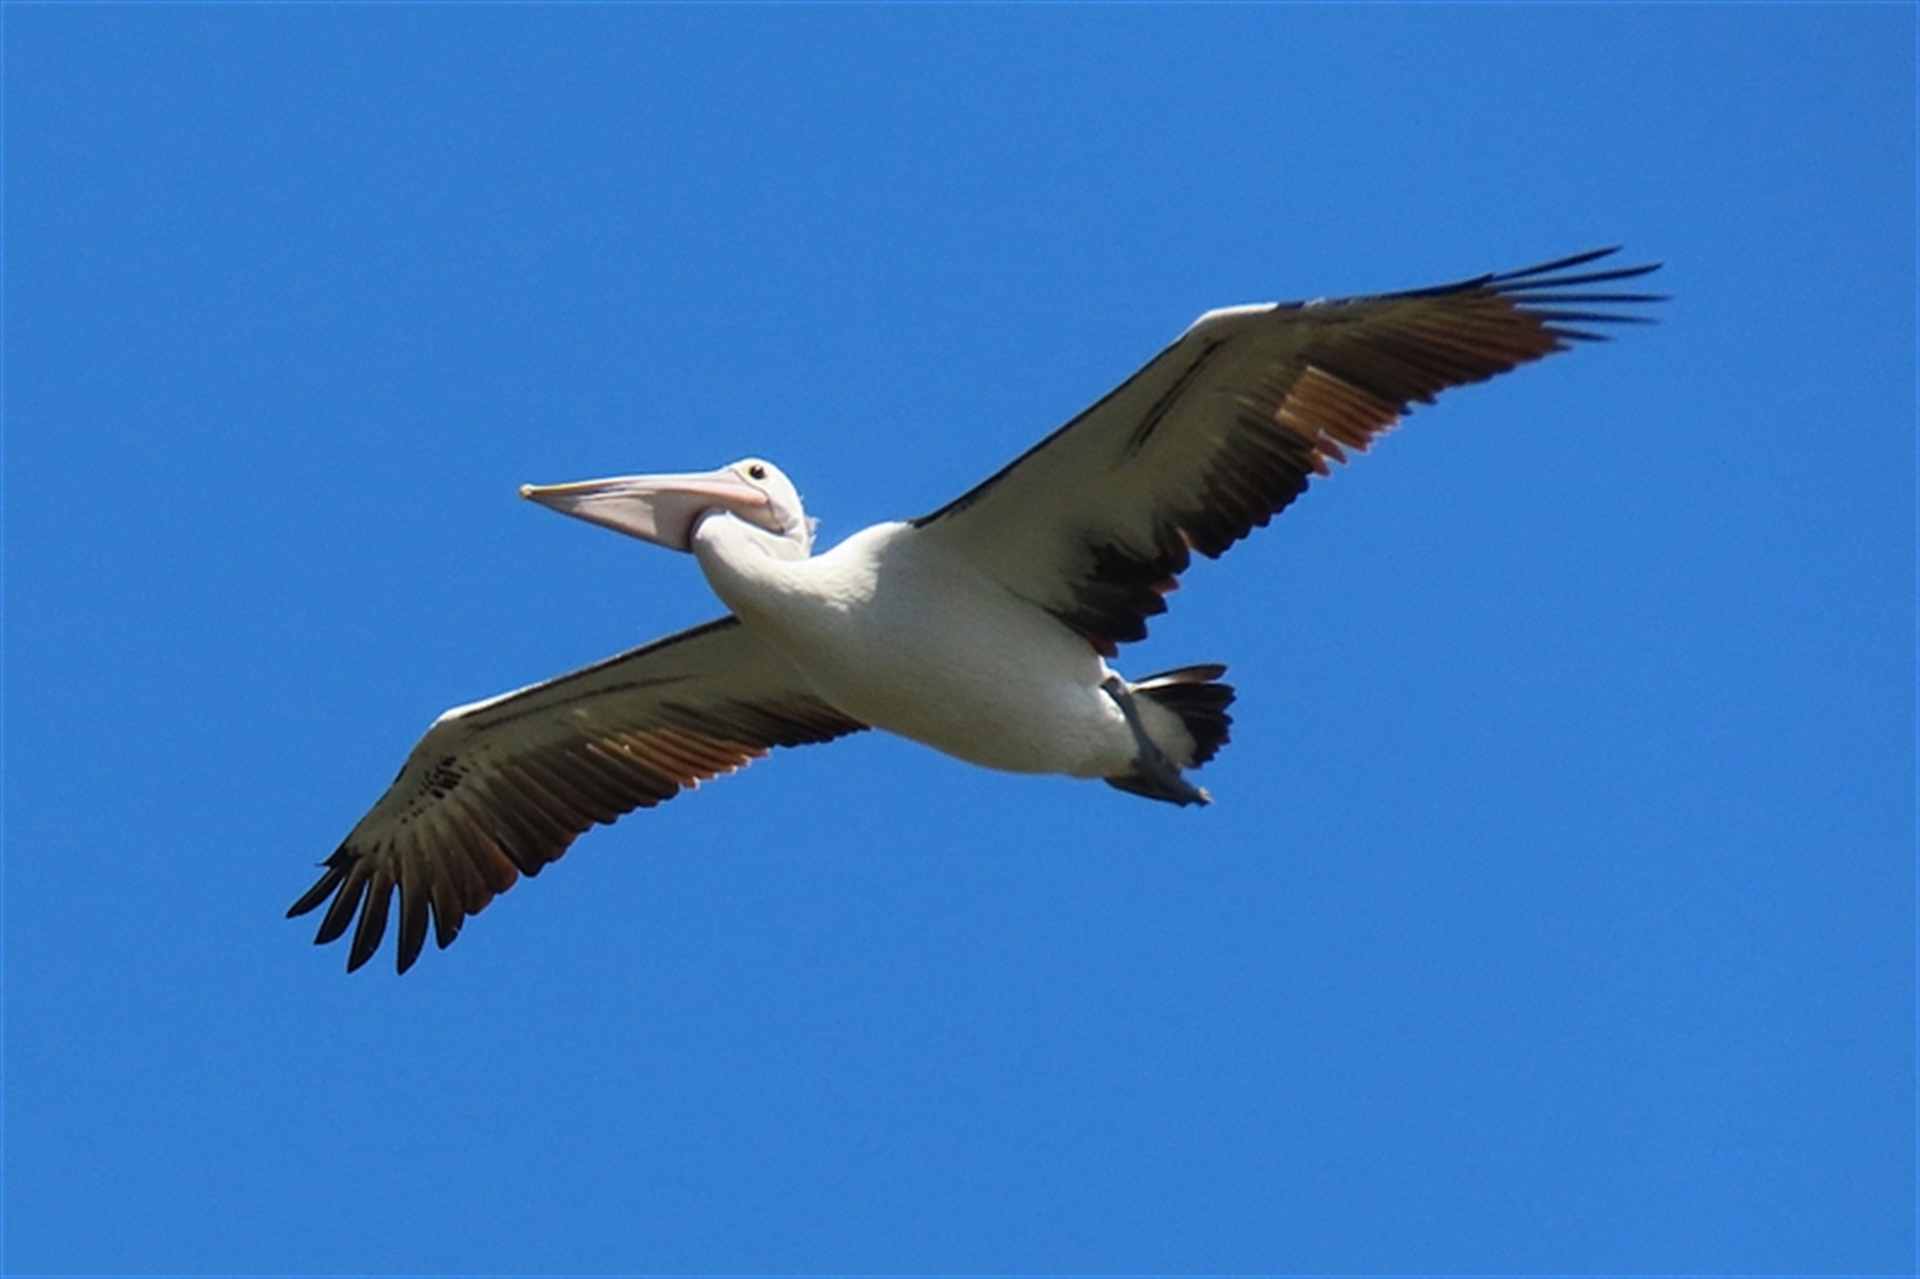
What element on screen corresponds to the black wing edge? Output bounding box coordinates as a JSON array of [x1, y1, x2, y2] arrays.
[[1394, 245, 1667, 341]]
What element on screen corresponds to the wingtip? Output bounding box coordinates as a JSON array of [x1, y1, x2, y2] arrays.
[[286, 855, 348, 919], [1529, 245, 1622, 273]]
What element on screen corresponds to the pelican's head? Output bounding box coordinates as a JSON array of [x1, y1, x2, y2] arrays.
[[520, 458, 813, 556]]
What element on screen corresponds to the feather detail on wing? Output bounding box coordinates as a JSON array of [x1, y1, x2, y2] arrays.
[[288, 616, 865, 974], [912, 247, 1664, 655]]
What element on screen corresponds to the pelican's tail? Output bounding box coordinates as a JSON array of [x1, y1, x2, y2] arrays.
[[1130, 664, 1235, 766], [1102, 665, 1236, 807]]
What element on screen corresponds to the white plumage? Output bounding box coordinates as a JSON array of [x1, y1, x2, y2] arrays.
[[697, 514, 1168, 779]]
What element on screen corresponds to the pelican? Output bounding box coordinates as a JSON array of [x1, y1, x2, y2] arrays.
[[291, 247, 1662, 972]]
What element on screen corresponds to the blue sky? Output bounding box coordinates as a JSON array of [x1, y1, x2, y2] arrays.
[[5, 5, 1913, 1274]]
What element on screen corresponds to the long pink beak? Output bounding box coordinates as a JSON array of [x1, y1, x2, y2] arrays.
[[519, 468, 774, 551]]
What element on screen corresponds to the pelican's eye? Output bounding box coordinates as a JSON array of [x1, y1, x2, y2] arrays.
[[746, 463, 768, 481]]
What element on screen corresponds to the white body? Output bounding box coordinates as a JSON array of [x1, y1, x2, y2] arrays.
[[692, 515, 1192, 777]]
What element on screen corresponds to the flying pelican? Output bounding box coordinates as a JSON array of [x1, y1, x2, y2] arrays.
[[291, 247, 1662, 973]]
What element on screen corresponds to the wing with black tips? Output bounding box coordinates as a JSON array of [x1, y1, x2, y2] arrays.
[[289, 616, 865, 974], [914, 248, 1663, 655]]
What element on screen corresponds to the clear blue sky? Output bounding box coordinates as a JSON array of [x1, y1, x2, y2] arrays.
[[6, 5, 1913, 1274]]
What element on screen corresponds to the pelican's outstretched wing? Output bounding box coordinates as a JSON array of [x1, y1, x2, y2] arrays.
[[289, 616, 865, 973], [913, 248, 1663, 654]]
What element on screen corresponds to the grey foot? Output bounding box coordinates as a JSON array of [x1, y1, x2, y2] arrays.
[[1100, 675, 1211, 807]]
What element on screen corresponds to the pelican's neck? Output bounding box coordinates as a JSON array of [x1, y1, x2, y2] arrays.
[[690, 510, 813, 614]]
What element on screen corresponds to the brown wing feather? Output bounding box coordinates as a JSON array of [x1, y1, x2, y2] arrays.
[[914, 248, 1663, 655], [289, 616, 866, 974]]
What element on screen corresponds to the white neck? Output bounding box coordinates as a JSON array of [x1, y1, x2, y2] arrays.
[[690, 510, 811, 615]]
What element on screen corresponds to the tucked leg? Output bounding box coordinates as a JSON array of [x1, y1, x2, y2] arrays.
[[1100, 675, 1211, 807]]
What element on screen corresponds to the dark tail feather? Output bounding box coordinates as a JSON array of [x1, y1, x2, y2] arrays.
[[1130, 664, 1235, 766]]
